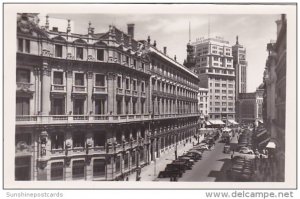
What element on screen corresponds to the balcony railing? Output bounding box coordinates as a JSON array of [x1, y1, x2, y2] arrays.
[[16, 82, 34, 93], [116, 88, 124, 95], [125, 89, 131, 96], [141, 91, 146, 98], [93, 86, 107, 94], [51, 84, 66, 92], [16, 114, 153, 125], [132, 90, 138, 97], [72, 85, 87, 93]]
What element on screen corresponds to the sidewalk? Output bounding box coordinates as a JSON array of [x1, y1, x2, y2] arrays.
[[128, 138, 201, 181]]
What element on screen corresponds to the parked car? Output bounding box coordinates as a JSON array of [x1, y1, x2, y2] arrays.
[[239, 148, 254, 154]]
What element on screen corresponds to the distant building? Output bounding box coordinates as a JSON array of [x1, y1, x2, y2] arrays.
[[263, 14, 286, 182], [185, 36, 236, 123], [232, 36, 247, 99], [198, 87, 209, 127], [237, 84, 264, 124]]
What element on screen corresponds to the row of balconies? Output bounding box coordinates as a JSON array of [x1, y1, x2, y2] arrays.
[[151, 68, 198, 90], [16, 113, 200, 125], [152, 89, 197, 101], [116, 88, 146, 98]]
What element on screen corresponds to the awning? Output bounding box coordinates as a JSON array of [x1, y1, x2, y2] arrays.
[[228, 119, 239, 125], [266, 141, 276, 148], [258, 120, 264, 124], [205, 121, 211, 125], [209, 120, 225, 125]]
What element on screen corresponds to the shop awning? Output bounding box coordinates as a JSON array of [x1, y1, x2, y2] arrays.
[[258, 137, 271, 146], [205, 121, 211, 125], [266, 141, 276, 148], [228, 119, 239, 125], [223, 127, 232, 132], [258, 120, 264, 124], [209, 120, 225, 125]]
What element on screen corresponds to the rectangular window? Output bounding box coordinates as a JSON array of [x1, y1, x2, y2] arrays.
[[228, 90, 233, 94], [117, 99, 122, 114], [141, 100, 144, 114], [15, 133, 31, 146], [17, 69, 30, 83], [51, 162, 64, 181], [132, 100, 136, 114], [115, 156, 121, 173], [97, 49, 104, 61], [53, 71, 63, 85], [132, 79, 137, 91], [51, 98, 65, 115], [55, 44, 63, 57], [95, 99, 105, 114], [93, 159, 106, 177], [117, 76, 122, 88], [73, 99, 84, 115], [222, 102, 227, 106], [16, 97, 29, 115], [72, 132, 85, 148], [124, 153, 129, 169], [125, 100, 129, 114], [141, 82, 145, 92], [215, 102, 220, 106], [15, 157, 31, 181], [126, 56, 129, 65], [222, 108, 226, 112], [72, 160, 85, 179], [133, 59, 136, 67], [222, 84, 227, 87], [25, 40, 30, 53], [125, 78, 130, 90], [141, 63, 145, 70], [75, 73, 84, 86], [131, 151, 136, 167], [94, 131, 106, 147], [76, 47, 83, 59], [95, 74, 105, 87], [215, 89, 220, 93], [51, 133, 64, 150], [18, 38, 23, 52], [215, 83, 220, 87]]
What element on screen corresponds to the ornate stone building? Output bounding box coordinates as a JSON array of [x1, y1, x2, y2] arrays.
[[15, 13, 199, 181], [263, 14, 286, 182]]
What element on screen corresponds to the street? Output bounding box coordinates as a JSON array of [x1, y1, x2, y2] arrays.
[[178, 139, 232, 182]]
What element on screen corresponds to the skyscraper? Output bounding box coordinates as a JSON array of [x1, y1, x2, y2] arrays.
[[232, 36, 247, 99], [185, 36, 236, 122]]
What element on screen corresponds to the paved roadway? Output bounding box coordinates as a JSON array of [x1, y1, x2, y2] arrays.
[[178, 139, 232, 182]]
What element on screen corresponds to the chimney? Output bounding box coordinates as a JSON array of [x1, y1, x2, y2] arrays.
[[127, 23, 135, 39], [67, 19, 71, 33], [174, 55, 177, 61], [163, 47, 167, 54], [153, 40, 157, 47]]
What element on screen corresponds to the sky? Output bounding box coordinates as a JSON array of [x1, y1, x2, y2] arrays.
[[48, 13, 279, 92]]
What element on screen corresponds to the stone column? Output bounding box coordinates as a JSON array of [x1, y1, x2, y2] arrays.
[[87, 71, 93, 114], [107, 72, 116, 114], [66, 70, 73, 115], [41, 62, 51, 116]]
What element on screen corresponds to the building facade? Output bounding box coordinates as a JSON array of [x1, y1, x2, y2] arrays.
[[232, 36, 247, 100], [263, 14, 286, 182], [188, 37, 236, 122], [237, 85, 264, 124], [15, 13, 199, 181], [198, 87, 209, 128]]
